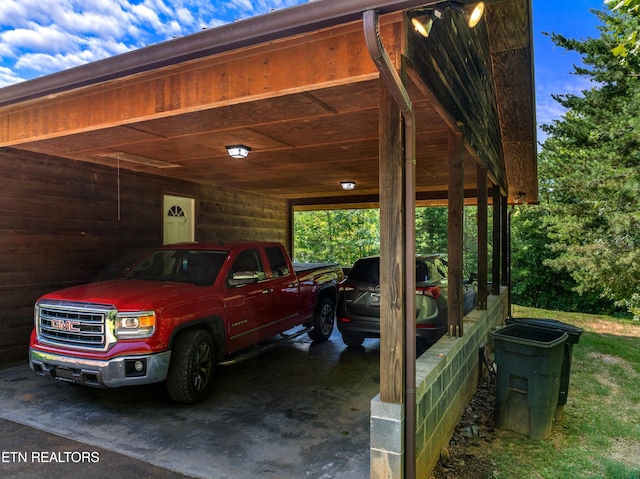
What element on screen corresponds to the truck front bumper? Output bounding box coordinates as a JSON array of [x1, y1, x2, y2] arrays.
[[29, 348, 171, 388]]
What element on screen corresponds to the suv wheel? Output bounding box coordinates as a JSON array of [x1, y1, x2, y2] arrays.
[[342, 332, 365, 348]]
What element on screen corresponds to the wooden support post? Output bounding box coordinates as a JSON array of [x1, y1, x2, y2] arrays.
[[447, 130, 464, 337], [502, 195, 511, 315], [476, 165, 488, 310], [492, 188, 501, 296], [502, 195, 509, 287], [379, 80, 405, 404], [287, 200, 294, 257]]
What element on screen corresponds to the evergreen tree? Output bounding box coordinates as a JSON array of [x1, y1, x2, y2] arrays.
[[532, 7, 640, 317], [605, 0, 640, 67]]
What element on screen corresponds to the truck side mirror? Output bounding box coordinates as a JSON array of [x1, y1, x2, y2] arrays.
[[228, 271, 260, 287]]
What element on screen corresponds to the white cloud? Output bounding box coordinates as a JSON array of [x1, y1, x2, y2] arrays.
[[0, 0, 44, 27], [535, 75, 594, 127], [535, 72, 596, 146], [176, 7, 195, 27], [1, 23, 76, 56], [0, 66, 25, 87], [0, 0, 308, 83], [229, 0, 256, 14], [17, 51, 100, 74]]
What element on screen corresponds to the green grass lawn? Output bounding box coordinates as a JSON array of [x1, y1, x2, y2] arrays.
[[488, 306, 640, 479]]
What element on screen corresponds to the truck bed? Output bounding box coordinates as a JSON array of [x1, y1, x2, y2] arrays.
[[293, 262, 340, 273]]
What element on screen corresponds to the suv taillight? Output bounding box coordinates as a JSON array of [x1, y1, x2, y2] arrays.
[[339, 280, 356, 293], [416, 285, 441, 299]]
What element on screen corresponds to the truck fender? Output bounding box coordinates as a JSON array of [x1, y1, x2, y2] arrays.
[[169, 317, 226, 363], [316, 283, 338, 305]]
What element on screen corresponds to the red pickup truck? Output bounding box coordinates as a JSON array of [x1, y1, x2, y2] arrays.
[[29, 242, 342, 403]]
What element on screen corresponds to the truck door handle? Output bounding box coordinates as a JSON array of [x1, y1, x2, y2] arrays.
[[262, 288, 274, 294]]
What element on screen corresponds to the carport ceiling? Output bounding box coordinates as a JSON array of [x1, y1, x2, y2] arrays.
[[0, 1, 536, 207], [11, 79, 458, 203]]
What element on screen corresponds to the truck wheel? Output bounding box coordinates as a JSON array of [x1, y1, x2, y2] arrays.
[[166, 329, 215, 404], [308, 297, 335, 342], [342, 332, 365, 348]]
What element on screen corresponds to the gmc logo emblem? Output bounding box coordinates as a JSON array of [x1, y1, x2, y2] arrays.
[[50, 319, 81, 332]]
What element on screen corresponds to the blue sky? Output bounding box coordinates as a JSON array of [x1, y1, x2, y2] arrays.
[[0, 0, 607, 136], [533, 0, 606, 135]]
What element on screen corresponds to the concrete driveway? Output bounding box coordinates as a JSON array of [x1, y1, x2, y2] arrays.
[[0, 329, 379, 479]]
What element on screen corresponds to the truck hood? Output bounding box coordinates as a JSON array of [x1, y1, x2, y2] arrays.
[[39, 279, 202, 311]]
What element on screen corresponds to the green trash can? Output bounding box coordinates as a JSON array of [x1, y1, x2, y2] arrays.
[[491, 323, 568, 440], [506, 317, 583, 420]]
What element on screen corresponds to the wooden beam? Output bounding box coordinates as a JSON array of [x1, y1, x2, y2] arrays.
[[477, 164, 488, 310], [447, 130, 464, 337], [379, 80, 404, 404], [492, 188, 502, 296], [502, 194, 509, 287], [502, 195, 511, 316]]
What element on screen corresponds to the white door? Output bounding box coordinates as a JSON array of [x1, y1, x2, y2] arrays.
[[163, 195, 195, 245]]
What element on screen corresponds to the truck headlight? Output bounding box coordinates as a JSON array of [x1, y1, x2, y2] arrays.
[[115, 312, 156, 339]]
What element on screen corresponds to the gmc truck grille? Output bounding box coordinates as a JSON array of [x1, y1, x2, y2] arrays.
[[36, 302, 114, 350]]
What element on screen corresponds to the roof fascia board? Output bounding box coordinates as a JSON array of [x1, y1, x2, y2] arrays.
[[0, 0, 440, 107]]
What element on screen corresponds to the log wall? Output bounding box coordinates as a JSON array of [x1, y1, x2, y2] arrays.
[[0, 147, 289, 366]]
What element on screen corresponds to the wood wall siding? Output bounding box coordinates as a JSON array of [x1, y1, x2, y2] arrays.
[[405, 10, 505, 192], [0, 147, 289, 366]]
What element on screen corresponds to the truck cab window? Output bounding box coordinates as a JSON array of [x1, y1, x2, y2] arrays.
[[228, 249, 266, 284], [265, 247, 290, 277]]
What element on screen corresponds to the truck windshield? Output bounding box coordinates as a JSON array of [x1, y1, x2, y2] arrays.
[[124, 249, 228, 286]]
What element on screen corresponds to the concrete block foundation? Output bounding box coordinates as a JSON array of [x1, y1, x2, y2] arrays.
[[371, 289, 508, 479]]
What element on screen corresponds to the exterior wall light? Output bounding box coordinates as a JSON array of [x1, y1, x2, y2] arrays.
[[341, 181, 356, 191], [411, 2, 484, 38], [226, 145, 251, 159], [411, 9, 443, 38], [449, 1, 485, 28]]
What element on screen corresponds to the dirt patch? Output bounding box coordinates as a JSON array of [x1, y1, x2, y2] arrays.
[[430, 371, 498, 479], [579, 319, 640, 337], [585, 352, 640, 469], [607, 437, 640, 470], [586, 352, 637, 375]]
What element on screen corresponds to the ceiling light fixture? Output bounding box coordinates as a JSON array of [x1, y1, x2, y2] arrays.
[[226, 145, 251, 159], [341, 181, 356, 191]]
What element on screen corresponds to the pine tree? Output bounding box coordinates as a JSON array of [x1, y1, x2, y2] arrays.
[[533, 7, 640, 317]]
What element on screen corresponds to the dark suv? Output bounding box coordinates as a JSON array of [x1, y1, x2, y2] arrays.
[[336, 255, 477, 348]]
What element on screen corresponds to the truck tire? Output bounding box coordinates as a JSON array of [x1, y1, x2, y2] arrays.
[[308, 297, 335, 342], [167, 329, 215, 404]]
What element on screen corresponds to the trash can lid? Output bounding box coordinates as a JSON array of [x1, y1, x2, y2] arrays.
[[506, 317, 583, 344], [492, 323, 569, 348]]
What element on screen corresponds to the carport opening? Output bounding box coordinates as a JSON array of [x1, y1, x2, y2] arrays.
[[293, 205, 492, 356], [293, 206, 493, 279]]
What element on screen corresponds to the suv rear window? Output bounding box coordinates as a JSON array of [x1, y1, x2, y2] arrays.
[[349, 257, 443, 285], [348, 258, 380, 284]]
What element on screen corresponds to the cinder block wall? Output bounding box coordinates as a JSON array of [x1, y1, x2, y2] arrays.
[[371, 289, 508, 479]]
